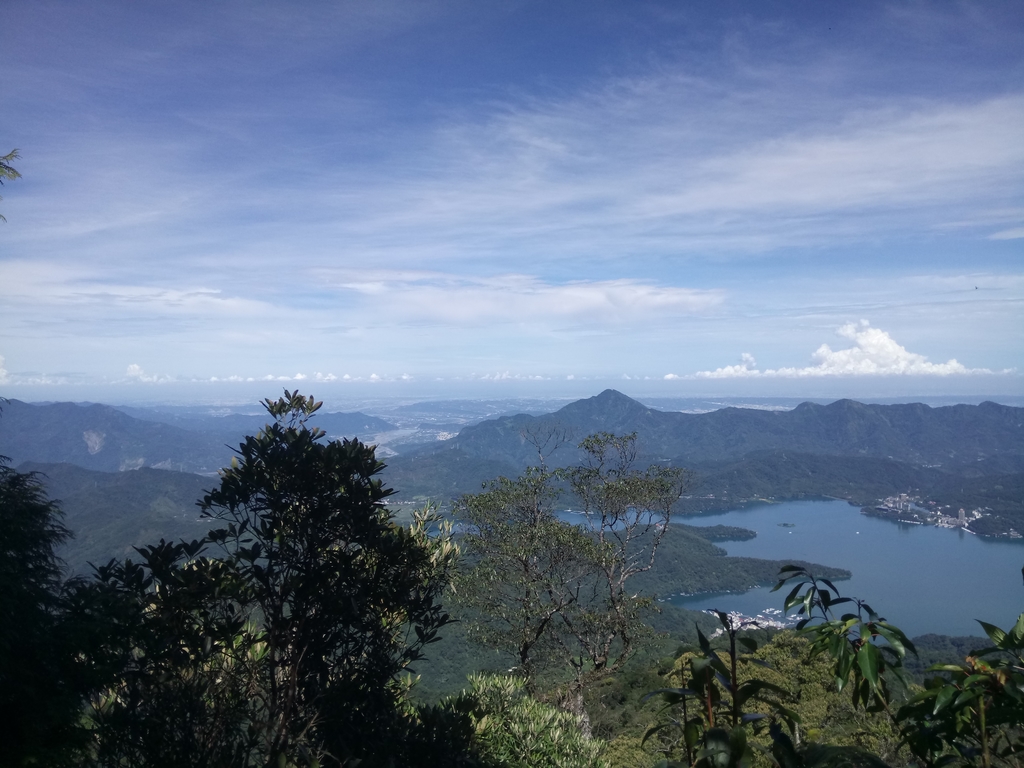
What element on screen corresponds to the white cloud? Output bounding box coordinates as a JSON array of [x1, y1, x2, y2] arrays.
[[325, 271, 723, 326], [314, 92, 1024, 262], [988, 227, 1024, 240], [695, 322, 994, 378], [0, 355, 7, 384], [651, 97, 1024, 219], [126, 363, 164, 383]]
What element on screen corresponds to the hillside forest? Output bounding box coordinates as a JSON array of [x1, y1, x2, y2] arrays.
[[1, 390, 1022, 767]]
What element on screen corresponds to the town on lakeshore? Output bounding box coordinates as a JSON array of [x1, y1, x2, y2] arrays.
[[863, 493, 1022, 539]]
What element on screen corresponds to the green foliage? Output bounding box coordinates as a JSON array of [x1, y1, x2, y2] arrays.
[[455, 432, 692, 729], [898, 615, 1024, 767], [772, 566, 1024, 768], [642, 614, 796, 768], [86, 390, 462, 767], [903, 635, 991, 684], [0, 148, 20, 222], [642, 625, 908, 768], [455, 466, 598, 683], [448, 674, 609, 768], [0, 455, 88, 766], [773, 566, 915, 713]]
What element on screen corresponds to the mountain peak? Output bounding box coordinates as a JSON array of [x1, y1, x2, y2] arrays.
[[555, 389, 652, 423]]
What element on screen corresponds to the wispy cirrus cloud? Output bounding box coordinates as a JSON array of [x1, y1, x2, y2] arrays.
[[988, 227, 1024, 240], [325, 271, 723, 325], [320, 92, 1024, 264]]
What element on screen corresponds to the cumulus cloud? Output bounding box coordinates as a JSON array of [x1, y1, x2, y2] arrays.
[[260, 373, 309, 382], [469, 371, 549, 381], [0, 355, 7, 384], [126, 363, 165, 383], [694, 322, 993, 379]]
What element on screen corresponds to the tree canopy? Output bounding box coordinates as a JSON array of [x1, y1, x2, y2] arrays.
[[83, 391, 463, 767], [0, 148, 21, 222]]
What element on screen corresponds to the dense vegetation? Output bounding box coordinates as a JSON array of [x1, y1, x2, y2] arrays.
[[2, 391, 1021, 767]]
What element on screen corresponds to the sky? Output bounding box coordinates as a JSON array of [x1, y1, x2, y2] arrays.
[[1, 0, 1022, 405]]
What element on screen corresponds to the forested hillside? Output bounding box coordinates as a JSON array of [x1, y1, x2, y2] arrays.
[[429, 389, 1023, 468]]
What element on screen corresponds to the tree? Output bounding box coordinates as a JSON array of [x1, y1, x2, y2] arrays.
[[89, 391, 462, 767], [559, 433, 693, 717], [454, 467, 598, 685], [0, 453, 92, 766], [0, 148, 21, 222], [455, 432, 692, 732]]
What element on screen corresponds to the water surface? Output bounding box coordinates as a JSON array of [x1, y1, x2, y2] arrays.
[[672, 500, 1024, 638]]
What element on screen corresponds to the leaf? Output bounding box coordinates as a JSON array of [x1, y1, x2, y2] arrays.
[[783, 583, 803, 612], [714, 669, 733, 692], [977, 620, 1007, 647], [642, 687, 697, 704], [736, 679, 788, 707], [737, 637, 758, 654], [857, 642, 881, 690], [933, 685, 956, 715], [697, 624, 712, 655], [952, 688, 982, 709], [1006, 613, 1024, 647], [728, 726, 748, 767], [684, 719, 703, 749], [642, 721, 678, 747], [873, 625, 906, 658]]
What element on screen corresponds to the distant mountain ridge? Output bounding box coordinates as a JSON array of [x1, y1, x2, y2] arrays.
[[0, 399, 395, 473], [18, 461, 212, 573], [438, 389, 1023, 469], [113, 405, 395, 439]]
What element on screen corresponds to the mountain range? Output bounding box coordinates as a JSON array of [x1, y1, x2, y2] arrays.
[[428, 389, 1023, 469], [0, 399, 394, 473], [4, 390, 1023, 564]]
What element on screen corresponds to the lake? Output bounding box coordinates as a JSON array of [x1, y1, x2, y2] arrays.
[[671, 500, 1024, 638]]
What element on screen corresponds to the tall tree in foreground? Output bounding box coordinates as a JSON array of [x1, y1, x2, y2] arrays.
[[456, 432, 691, 732], [90, 391, 462, 767], [0, 453, 87, 766]]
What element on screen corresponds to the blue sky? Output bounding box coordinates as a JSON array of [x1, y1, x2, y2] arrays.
[[1, 0, 1022, 404]]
